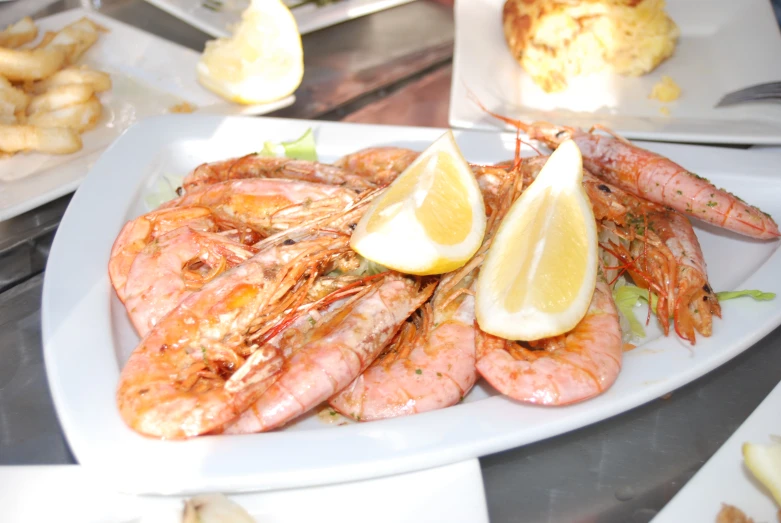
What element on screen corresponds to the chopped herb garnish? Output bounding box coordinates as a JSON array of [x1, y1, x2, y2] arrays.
[[415, 368, 422, 375]]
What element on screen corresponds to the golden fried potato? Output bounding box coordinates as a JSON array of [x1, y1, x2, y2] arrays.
[[0, 76, 31, 113], [31, 65, 112, 94], [0, 17, 38, 49], [0, 124, 82, 154], [28, 95, 102, 133], [28, 84, 94, 114], [32, 31, 57, 50], [0, 47, 66, 81], [40, 18, 107, 65]]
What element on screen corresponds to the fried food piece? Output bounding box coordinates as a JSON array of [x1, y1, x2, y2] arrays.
[[28, 84, 94, 114], [0, 17, 38, 49], [0, 124, 82, 154], [169, 101, 196, 113], [716, 504, 754, 523], [0, 47, 66, 81], [32, 31, 57, 50], [650, 75, 681, 102], [31, 65, 111, 94], [40, 17, 107, 65], [28, 95, 102, 133], [502, 0, 679, 92], [0, 76, 30, 114]]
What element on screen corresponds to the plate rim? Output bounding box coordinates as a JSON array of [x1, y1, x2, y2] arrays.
[[141, 0, 419, 37]]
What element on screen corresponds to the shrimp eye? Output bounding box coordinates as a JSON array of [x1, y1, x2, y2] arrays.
[[702, 284, 712, 293], [176, 187, 183, 196], [598, 184, 611, 193], [555, 130, 568, 139], [703, 296, 709, 301], [348, 223, 357, 230], [283, 239, 296, 245]]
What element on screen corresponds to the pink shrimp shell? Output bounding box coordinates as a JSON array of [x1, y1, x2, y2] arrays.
[[476, 280, 622, 406], [222, 274, 434, 433]]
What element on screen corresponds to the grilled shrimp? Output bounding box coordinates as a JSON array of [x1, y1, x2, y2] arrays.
[[116, 235, 355, 439], [476, 274, 622, 405], [163, 178, 358, 235], [473, 102, 779, 239], [111, 178, 355, 303], [182, 155, 376, 193], [334, 147, 420, 186], [329, 272, 477, 421], [109, 207, 218, 303], [520, 155, 720, 343], [222, 273, 436, 433], [122, 227, 256, 336]]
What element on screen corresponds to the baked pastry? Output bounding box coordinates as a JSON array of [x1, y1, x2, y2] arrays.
[[502, 0, 679, 92]]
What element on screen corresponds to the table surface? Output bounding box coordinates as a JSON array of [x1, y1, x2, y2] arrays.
[[1, 1, 780, 522]]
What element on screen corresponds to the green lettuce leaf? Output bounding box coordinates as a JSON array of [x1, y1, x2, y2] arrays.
[[612, 284, 776, 340], [716, 290, 776, 301], [144, 173, 184, 209], [258, 128, 318, 161], [612, 285, 650, 338]]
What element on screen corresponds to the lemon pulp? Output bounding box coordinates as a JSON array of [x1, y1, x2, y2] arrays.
[[350, 131, 486, 276], [476, 139, 598, 340], [197, 0, 304, 105]]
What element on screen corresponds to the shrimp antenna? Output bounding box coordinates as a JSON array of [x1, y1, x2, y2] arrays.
[[587, 124, 633, 146], [464, 87, 530, 133]]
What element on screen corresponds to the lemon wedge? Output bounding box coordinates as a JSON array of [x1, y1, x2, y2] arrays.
[[743, 440, 781, 506], [196, 0, 304, 104], [350, 130, 486, 275], [475, 140, 597, 340]]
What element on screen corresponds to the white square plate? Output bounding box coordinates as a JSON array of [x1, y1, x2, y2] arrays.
[[43, 115, 781, 495], [143, 0, 417, 37], [653, 380, 781, 522], [0, 9, 295, 222], [449, 0, 781, 144], [0, 460, 488, 522]]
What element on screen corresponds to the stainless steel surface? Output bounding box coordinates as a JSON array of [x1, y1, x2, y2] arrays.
[[716, 81, 781, 108], [1, 1, 780, 521]]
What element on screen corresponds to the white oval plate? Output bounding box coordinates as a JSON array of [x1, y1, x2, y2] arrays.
[[43, 115, 781, 495]]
